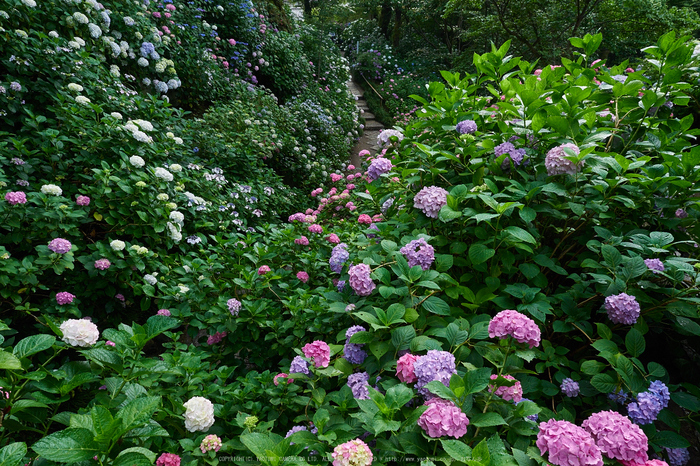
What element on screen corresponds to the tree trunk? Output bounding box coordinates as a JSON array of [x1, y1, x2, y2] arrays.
[[391, 6, 402, 48], [303, 0, 311, 14], [379, 1, 392, 40]]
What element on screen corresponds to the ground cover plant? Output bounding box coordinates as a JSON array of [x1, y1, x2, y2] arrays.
[[1, 0, 700, 465]]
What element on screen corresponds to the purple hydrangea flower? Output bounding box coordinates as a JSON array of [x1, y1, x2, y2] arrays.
[[367, 157, 393, 181], [337, 280, 346, 292], [608, 389, 628, 404], [417, 398, 469, 438], [347, 372, 370, 400], [285, 425, 308, 438], [545, 143, 582, 176], [665, 448, 690, 466], [675, 209, 688, 219], [227, 298, 241, 316], [329, 243, 349, 273], [94, 258, 111, 270], [494, 142, 526, 169], [456, 119, 477, 135], [414, 186, 448, 219], [644, 258, 664, 273], [343, 343, 367, 364], [48, 238, 72, 254], [399, 238, 435, 270], [56, 292, 75, 305], [494, 142, 515, 157], [5, 191, 27, 205], [561, 378, 580, 397], [290, 356, 310, 375], [627, 391, 663, 425], [648, 380, 670, 409], [348, 263, 375, 296], [604, 293, 640, 325], [413, 350, 457, 398]]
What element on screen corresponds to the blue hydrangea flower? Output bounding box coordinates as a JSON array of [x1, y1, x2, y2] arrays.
[[413, 350, 456, 398], [665, 447, 690, 466], [628, 391, 663, 424], [608, 389, 628, 404], [347, 372, 370, 399], [561, 378, 580, 397], [648, 380, 670, 409], [289, 356, 309, 375], [329, 243, 349, 273], [343, 342, 367, 364]]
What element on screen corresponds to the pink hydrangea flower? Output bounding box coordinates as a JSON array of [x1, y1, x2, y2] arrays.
[[331, 173, 343, 182], [297, 271, 309, 283], [621, 461, 669, 466], [489, 374, 523, 402], [582, 411, 648, 464], [358, 149, 371, 158], [94, 258, 111, 270], [56, 292, 75, 305], [308, 224, 323, 234], [157, 309, 171, 316], [537, 419, 603, 466], [5, 191, 27, 205], [327, 233, 340, 244], [106, 340, 115, 346], [332, 439, 373, 466], [417, 398, 469, 438], [274, 373, 292, 386], [302, 340, 331, 368], [414, 186, 448, 218], [200, 434, 222, 453], [76, 195, 90, 206], [156, 453, 181, 466], [165, 3, 176, 10], [605, 293, 640, 325], [358, 214, 372, 224], [207, 331, 227, 345], [258, 265, 271, 275], [48, 238, 72, 254], [348, 263, 376, 296], [488, 309, 541, 348], [545, 143, 582, 176], [228, 38, 236, 45], [294, 236, 309, 246], [396, 353, 419, 383]]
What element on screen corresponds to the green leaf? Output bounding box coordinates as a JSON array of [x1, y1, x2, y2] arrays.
[[590, 373, 618, 393], [425, 381, 455, 400], [312, 408, 330, 434], [671, 392, 700, 412], [391, 326, 416, 350], [625, 328, 645, 357], [470, 412, 506, 427], [0, 351, 22, 370], [422, 296, 451, 316], [653, 430, 690, 448], [385, 384, 414, 410], [504, 226, 537, 244], [117, 448, 156, 463], [464, 368, 492, 395], [113, 452, 154, 466], [441, 439, 472, 462], [676, 316, 700, 336], [0, 442, 27, 466], [381, 240, 398, 253], [241, 433, 280, 465], [601, 244, 622, 268], [145, 316, 179, 341], [13, 335, 56, 359], [349, 331, 374, 344], [32, 428, 99, 463], [470, 439, 491, 465], [115, 396, 161, 436], [469, 244, 495, 265]]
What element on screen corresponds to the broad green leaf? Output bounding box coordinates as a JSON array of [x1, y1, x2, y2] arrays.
[[653, 431, 690, 448], [422, 296, 451, 316], [113, 452, 155, 466], [470, 412, 506, 427], [13, 335, 56, 359], [0, 351, 22, 370], [32, 428, 99, 463], [469, 244, 495, 265], [116, 396, 161, 436], [590, 373, 618, 393], [391, 326, 416, 350], [0, 442, 27, 466], [441, 439, 472, 462], [625, 328, 645, 357], [349, 331, 373, 344], [145, 315, 179, 341]]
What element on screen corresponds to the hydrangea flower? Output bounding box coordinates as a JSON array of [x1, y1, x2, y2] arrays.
[[130, 155, 146, 168], [289, 356, 310, 375], [94, 259, 111, 270], [155, 453, 181, 466], [343, 343, 367, 364], [582, 410, 648, 464], [377, 129, 404, 147], [605, 293, 640, 325], [488, 309, 541, 348], [327, 234, 340, 244], [494, 142, 526, 169], [110, 240, 126, 251], [489, 374, 523, 402], [358, 214, 372, 224], [414, 350, 457, 398], [332, 439, 373, 466], [274, 373, 292, 386], [155, 167, 173, 181], [627, 392, 663, 425], [302, 341, 330, 368], [41, 184, 62, 196], [561, 378, 580, 397], [417, 398, 469, 438], [308, 224, 323, 234], [4, 191, 27, 205], [285, 425, 308, 439], [536, 419, 603, 466], [396, 353, 419, 383], [347, 372, 370, 400], [367, 157, 393, 181], [295, 236, 309, 246], [157, 309, 171, 316], [608, 389, 628, 404], [516, 398, 539, 421], [258, 265, 271, 275], [348, 263, 375, 296], [648, 381, 670, 409], [329, 243, 350, 271], [545, 143, 582, 176], [200, 434, 222, 453], [644, 259, 664, 273], [414, 186, 448, 218], [76, 195, 90, 206], [675, 209, 688, 219], [400, 238, 435, 270], [60, 319, 99, 347], [48, 238, 72, 254], [296, 271, 309, 283], [56, 292, 75, 305], [456, 119, 477, 134], [227, 298, 241, 316], [665, 448, 690, 466], [183, 396, 215, 432], [206, 332, 227, 345]]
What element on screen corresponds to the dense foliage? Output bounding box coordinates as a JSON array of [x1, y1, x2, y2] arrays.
[[1, 0, 700, 465]]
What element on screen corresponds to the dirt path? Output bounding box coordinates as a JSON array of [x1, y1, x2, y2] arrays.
[[347, 78, 383, 167]]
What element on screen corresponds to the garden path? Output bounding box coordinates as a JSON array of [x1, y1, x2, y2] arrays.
[[348, 78, 383, 168]]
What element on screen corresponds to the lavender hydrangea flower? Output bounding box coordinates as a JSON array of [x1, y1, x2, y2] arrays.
[[289, 356, 310, 375], [285, 425, 308, 439], [648, 381, 670, 409], [644, 258, 664, 273], [488, 309, 541, 348], [456, 119, 477, 134], [48, 238, 72, 254], [343, 343, 367, 364], [413, 350, 457, 398], [347, 372, 370, 400], [227, 298, 241, 316], [337, 280, 346, 292], [561, 378, 580, 397], [545, 143, 582, 176], [414, 186, 448, 219], [417, 398, 469, 438], [367, 157, 393, 181], [675, 209, 688, 219], [377, 129, 404, 147], [348, 263, 375, 296], [329, 243, 349, 273], [608, 389, 628, 404], [627, 391, 663, 425], [346, 325, 366, 339], [665, 448, 690, 466], [399, 238, 435, 270], [494, 142, 526, 169], [604, 293, 640, 325]]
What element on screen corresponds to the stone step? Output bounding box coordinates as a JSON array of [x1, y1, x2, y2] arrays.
[[361, 112, 375, 120], [364, 120, 384, 131]]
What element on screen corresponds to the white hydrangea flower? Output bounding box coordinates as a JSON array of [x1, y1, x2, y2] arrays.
[[59, 319, 99, 347], [169, 164, 182, 172], [110, 239, 126, 251], [165, 202, 177, 210], [131, 130, 153, 143], [110, 65, 120, 77], [167, 222, 181, 242], [169, 211, 184, 224], [173, 137, 183, 144], [88, 23, 102, 39], [137, 57, 149, 67], [131, 119, 154, 132], [67, 83, 83, 93], [49, 31, 59, 38], [129, 155, 145, 168], [144, 274, 157, 285], [73, 12, 89, 24], [68, 41, 81, 49], [21, 0, 37, 7], [74, 37, 85, 46], [178, 284, 189, 293], [137, 246, 149, 255], [157, 193, 169, 201], [155, 167, 173, 181], [75, 96, 91, 105], [41, 184, 63, 196], [110, 112, 122, 120], [166, 132, 175, 138]]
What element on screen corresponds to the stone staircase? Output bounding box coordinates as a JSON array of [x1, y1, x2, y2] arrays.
[[347, 79, 383, 166]]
